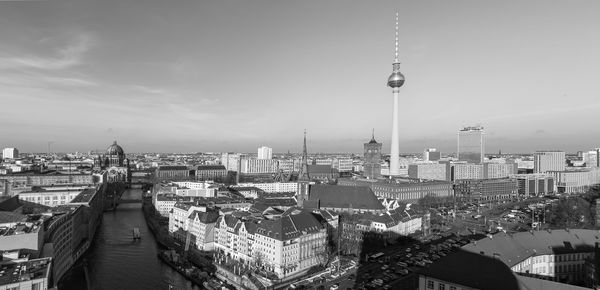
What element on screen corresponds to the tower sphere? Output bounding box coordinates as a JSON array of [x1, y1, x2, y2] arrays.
[[387, 70, 405, 88]]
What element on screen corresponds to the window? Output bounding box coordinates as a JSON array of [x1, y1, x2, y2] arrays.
[[438, 285, 445, 290], [427, 280, 434, 289]]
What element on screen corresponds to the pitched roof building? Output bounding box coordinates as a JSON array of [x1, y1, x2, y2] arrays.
[[302, 184, 385, 214]]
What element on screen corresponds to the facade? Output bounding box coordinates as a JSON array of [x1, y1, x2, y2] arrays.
[[221, 153, 247, 172], [257, 146, 273, 160], [512, 174, 555, 196], [240, 159, 279, 174], [582, 150, 599, 168], [338, 178, 453, 202], [156, 165, 190, 181], [534, 151, 566, 173], [363, 134, 382, 179], [458, 126, 485, 164], [452, 163, 484, 180], [423, 148, 441, 162], [153, 194, 251, 217], [2, 148, 19, 159], [157, 181, 218, 198], [463, 229, 600, 287], [485, 162, 518, 179], [408, 163, 448, 181], [0, 174, 95, 197], [549, 167, 600, 194], [19, 185, 94, 207], [213, 208, 327, 279], [333, 157, 353, 173], [229, 186, 264, 199], [236, 182, 298, 193], [195, 165, 227, 181], [454, 178, 518, 203], [168, 204, 220, 251]]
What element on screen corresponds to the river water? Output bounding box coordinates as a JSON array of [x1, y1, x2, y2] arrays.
[[59, 189, 201, 290]]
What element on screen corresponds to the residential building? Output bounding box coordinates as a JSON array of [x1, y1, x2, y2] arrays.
[[2, 148, 19, 159], [156, 165, 190, 181], [168, 204, 220, 251], [213, 207, 328, 279], [534, 151, 566, 173], [458, 126, 484, 164], [454, 178, 518, 203], [195, 165, 227, 181], [462, 229, 600, 287], [423, 148, 441, 162], [257, 146, 273, 160], [235, 182, 298, 193], [153, 194, 250, 217], [240, 159, 279, 174]]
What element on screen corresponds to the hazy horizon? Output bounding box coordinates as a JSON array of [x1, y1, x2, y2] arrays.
[[2, 0, 600, 154]]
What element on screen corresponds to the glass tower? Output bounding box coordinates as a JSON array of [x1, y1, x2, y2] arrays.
[[458, 126, 484, 164]]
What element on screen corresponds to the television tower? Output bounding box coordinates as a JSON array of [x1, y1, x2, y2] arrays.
[[387, 12, 405, 176]]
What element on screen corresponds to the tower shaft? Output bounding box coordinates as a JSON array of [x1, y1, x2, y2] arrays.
[[390, 88, 400, 176]]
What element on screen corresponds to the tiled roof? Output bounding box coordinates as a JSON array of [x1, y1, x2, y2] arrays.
[[307, 165, 337, 174], [419, 250, 521, 290], [308, 185, 384, 210], [189, 209, 220, 223], [462, 229, 600, 267]]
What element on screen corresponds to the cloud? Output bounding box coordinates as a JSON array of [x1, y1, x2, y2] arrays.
[[0, 33, 94, 71]]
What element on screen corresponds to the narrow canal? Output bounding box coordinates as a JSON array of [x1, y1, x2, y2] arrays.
[[59, 188, 201, 290]]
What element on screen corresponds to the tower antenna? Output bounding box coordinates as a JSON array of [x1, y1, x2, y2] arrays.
[[394, 11, 399, 63]]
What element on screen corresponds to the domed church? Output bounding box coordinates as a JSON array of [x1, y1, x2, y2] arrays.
[[94, 140, 130, 183]]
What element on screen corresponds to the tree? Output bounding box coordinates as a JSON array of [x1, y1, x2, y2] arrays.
[[253, 251, 265, 270]]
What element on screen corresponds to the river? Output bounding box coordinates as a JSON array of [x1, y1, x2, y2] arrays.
[[59, 188, 201, 290]]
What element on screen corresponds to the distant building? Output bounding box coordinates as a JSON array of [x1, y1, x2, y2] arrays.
[[229, 186, 264, 199], [408, 163, 448, 181], [240, 159, 279, 174], [452, 163, 484, 180], [534, 151, 565, 173], [454, 178, 518, 203], [484, 162, 518, 179], [195, 165, 227, 181], [156, 165, 190, 181], [338, 178, 453, 202], [0, 173, 96, 197], [549, 167, 600, 194], [582, 149, 600, 168], [333, 157, 353, 173], [363, 133, 382, 179], [220, 153, 247, 172], [2, 148, 19, 159], [423, 148, 441, 162], [19, 185, 96, 207], [257, 146, 273, 160], [306, 164, 338, 181], [512, 174, 554, 196], [235, 182, 297, 193], [458, 126, 484, 164]]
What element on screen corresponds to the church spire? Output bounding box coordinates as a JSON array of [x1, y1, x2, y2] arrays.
[[298, 130, 310, 181]]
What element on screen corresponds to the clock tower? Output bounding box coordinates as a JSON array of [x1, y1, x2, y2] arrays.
[[364, 130, 382, 179]]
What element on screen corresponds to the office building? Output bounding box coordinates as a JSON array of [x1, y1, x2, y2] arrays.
[[240, 159, 279, 174], [458, 126, 485, 164], [235, 182, 298, 193], [512, 174, 555, 196], [257, 146, 273, 160], [583, 149, 600, 168], [363, 132, 382, 179], [549, 167, 600, 194], [387, 13, 406, 176], [534, 151, 565, 173], [333, 157, 353, 173], [2, 148, 19, 159], [220, 153, 247, 172], [156, 165, 190, 181], [408, 163, 448, 181], [423, 148, 441, 162], [452, 163, 484, 180], [484, 162, 518, 179]]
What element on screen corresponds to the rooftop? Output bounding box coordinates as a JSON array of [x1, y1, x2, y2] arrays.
[[0, 257, 52, 286], [308, 185, 384, 210], [69, 187, 98, 204]]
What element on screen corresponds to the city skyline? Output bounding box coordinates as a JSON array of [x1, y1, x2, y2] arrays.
[[2, 1, 600, 153]]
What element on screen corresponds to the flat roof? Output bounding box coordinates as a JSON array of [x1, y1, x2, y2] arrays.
[[0, 258, 52, 286], [69, 187, 98, 204]]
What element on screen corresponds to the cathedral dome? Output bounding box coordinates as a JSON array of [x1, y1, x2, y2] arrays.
[[106, 141, 124, 156]]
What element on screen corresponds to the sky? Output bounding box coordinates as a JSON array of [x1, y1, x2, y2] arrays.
[[1, 0, 600, 154]]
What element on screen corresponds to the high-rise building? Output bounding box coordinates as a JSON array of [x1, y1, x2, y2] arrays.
[[458, 126, 484, 164], [2, 148, 19, 159], [583, 149, 600, 168], [257, 146, 272, 159], [387, 13, 405, 176], [364, 131, 382, 179], [423, 148, 441, 161], [533, 151, 565, 173]]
